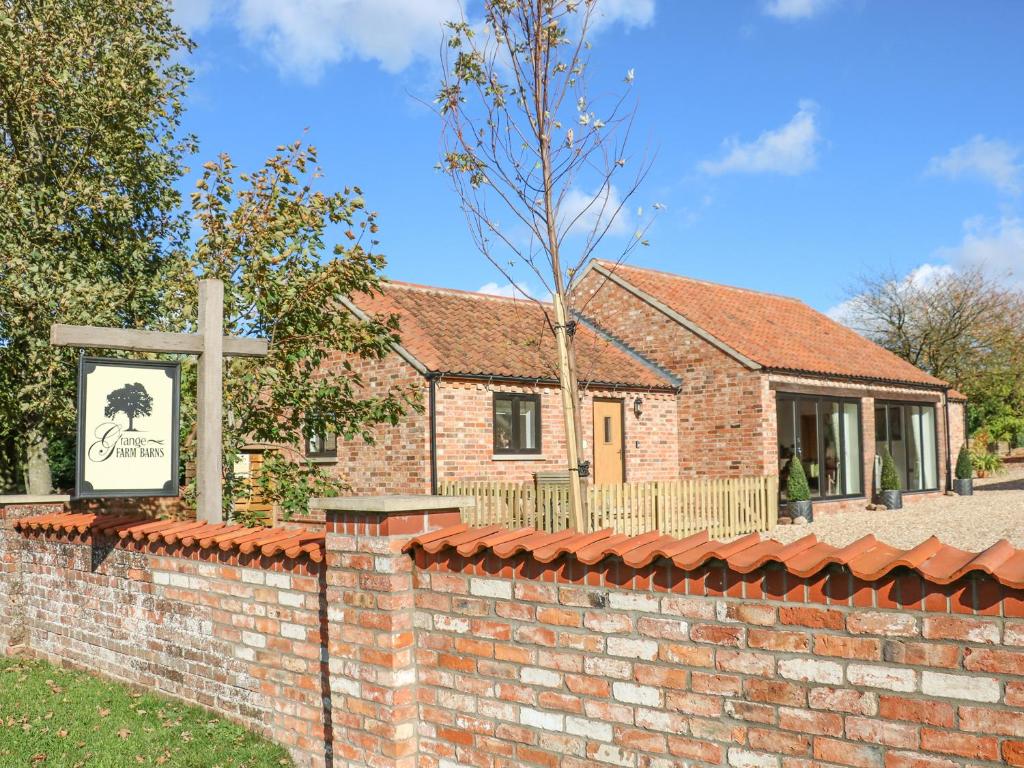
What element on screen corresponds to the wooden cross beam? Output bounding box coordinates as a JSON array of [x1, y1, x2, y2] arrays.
[[51, 279, 268, 523]]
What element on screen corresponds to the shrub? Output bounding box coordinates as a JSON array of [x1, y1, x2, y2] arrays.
[[955, 444, 973, 480], [786, 455, 811, 502], [879, 448, 900, 491], [972, 450, 1003, 476]]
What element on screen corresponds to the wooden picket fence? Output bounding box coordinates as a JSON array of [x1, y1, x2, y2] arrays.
[[437, 476, 778, 539]]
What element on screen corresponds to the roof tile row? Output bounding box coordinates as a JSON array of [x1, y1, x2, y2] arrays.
[[15, 513, 325, 563], [404, 525, 1024, 589]]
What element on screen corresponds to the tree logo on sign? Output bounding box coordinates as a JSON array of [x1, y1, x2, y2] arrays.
[[104, 382, 153, 432]]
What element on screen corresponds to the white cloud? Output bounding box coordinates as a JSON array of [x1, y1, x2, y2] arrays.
[[559, 184, 633, 239], [177, 0, 657, 82], [477, 281, 532, 299], [934, 216, 1024, 286], [926, 135, 1022, 196], [699, 100, 821, 176], [762, 0, 838, 20]]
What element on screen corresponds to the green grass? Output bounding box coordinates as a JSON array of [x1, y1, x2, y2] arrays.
[[0, 657, 293, 768]]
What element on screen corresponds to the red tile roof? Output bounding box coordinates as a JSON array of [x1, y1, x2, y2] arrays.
[[591, 261, 949, 389], [353, 282, 674, 390], [404, 526, 1024, 589], [15, 513, 325, 562]]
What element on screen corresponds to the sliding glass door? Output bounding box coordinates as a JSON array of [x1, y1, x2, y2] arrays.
[[874, 402, 939, 492], [777, 394, 863, 500]]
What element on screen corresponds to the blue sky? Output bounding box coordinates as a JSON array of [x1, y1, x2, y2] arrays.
[[174, 0, 1023, 313]]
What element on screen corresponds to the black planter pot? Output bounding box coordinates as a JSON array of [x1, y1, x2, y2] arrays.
[[789, 499, 813, 523], [954, 478, 974, 496], [880, 489, 903, 510]]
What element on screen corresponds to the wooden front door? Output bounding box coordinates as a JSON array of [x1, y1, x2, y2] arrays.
[[593, 399, 625, 484]]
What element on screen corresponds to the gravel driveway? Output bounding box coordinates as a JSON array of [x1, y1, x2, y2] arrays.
[[766, 463, 1024, 550]]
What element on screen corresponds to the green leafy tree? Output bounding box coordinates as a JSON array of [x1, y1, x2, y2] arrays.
[[104, 383, 154, 432], [0, 0, 194, 492], [184, 142, 417, 522], [786, 456, 811, 502], [879, 447, 900, 492], [955, 444, 973, 481]]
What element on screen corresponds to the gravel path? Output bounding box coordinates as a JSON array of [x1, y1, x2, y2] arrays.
[[766, 463, 1024, 550]]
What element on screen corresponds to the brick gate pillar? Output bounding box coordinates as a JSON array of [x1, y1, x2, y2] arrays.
[[313, 495, 470, 768]]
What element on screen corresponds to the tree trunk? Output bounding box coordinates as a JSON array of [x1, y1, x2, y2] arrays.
[[25, 429, 53, 495]]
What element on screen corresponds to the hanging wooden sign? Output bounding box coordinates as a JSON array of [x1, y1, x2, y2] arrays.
[[75, 356, 181, 498]]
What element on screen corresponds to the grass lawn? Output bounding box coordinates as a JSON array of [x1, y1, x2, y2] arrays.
[[0, 656, 293, 768]]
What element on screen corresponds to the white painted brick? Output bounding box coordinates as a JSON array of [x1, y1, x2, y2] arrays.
[[241, 631, 266, 648], [520, 707, 564, 732], [921, 671, 1001, 703], [607, 637, 658, 661], [566, 716, 613, 742], [152, 571, 170, 586], [470, 578, 512, 600], [234, 645, 255, 661], [434, 615, 470, 634], [612, 682, 661, 707], [278, 591, 305, 608], [847, 664, 917, 692], [608, 592, 659, 612], [521, 667, 561, 688], [281, 623, 306, 640], [168, 573, 190, 588], [265, 572, 291, 589], [728, 748, 779, 768], [592, 744, 636, 767], [586, 656, 631, 679], [778, 658, 842, 685], [240, 569, 264, 585]]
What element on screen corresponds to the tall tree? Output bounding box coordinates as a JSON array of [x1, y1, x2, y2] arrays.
[[842, 266, 1024, 435], [185, 142, 416, 522], [437, 0, 654, 529], [0, 0, 195, 492]]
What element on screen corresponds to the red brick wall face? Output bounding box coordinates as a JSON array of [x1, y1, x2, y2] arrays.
[[434, 380, 679, 484], [575, 274, 771, 477], [317, 349, 431, 495]]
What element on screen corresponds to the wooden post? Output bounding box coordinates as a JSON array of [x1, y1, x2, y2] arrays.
[[196, 279, 224, 523], [552, 293, 585, 532]]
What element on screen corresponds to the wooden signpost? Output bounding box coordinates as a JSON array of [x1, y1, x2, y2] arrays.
[[51, 279, 268, 522]]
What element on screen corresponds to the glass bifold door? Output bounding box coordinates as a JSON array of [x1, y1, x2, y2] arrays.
[[874, 402, 938, 492], [777, 395, 863, 500]]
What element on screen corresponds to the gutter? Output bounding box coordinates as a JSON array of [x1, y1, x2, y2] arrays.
[[943, 388, 953, 492], [429, 373, 439, 495]]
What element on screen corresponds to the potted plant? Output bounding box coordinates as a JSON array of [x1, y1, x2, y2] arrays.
[[954, 444, 973, 496], [878, 447, 902, 510], [786, 455, 813, 523], [972, 450, 1003, 479]]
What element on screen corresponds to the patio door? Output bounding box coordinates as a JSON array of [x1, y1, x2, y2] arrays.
[[593, 399, 625, 484]]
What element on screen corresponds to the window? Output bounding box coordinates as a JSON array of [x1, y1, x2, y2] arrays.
[[493, 393, 541, 454], [874, 402, 939, 492], [777, 394, 863, 500], [305, 431, 337, 459]]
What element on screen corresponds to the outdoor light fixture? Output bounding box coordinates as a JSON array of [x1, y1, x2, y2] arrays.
[[633, 396, 644, 418]]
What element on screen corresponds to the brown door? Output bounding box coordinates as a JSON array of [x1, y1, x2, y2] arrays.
[[593, 399, 625, 484]]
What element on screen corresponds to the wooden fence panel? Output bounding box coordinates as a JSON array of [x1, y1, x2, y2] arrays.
[[440, 476, 779, 538]]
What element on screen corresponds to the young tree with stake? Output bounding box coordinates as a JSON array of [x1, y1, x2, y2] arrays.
[[437, 0, 656, 530]]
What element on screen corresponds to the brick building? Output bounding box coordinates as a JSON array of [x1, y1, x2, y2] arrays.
[[315, 262, 966, 515]]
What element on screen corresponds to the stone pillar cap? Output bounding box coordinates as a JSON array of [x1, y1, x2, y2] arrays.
[[0, 495, 71, 504], [309, 495, 475, 513]]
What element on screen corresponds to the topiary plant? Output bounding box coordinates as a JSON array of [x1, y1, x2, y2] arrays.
[[955, 444, 973, 481], [786, 455, 811, 502], [879, 447, 900, 491]]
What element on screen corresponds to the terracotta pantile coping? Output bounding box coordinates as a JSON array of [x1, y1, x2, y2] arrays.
[[404, 526, 1024, 589], [14, 512, 325, 564]]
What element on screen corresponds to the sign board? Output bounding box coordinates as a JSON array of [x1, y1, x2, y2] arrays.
[[76, 357, 181, 498]]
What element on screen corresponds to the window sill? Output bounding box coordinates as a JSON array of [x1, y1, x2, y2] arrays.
[[492, 454, 546, 461], [306, 456, 338, 465]]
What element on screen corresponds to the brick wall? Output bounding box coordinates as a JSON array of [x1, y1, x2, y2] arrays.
[[411, 549, 1024, 768], [434, 379, 679, 484]]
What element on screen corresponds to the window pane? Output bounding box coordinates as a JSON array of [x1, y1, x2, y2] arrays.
[[887, 405, 908, 489], [906, 406, 922, 491], [821, 401, 840, 497], [603, 416, 613, 444], [518, 399, 537, 450], [307, 434, 321, 455], [495, 398, 513, 450], [874, 406, 887, 442], [777, 398, 796, 500], [798, 399, 821, 498], [325, 433, 337, 452], [921, 406, 937, 489], [842, 402, 862, 495]]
